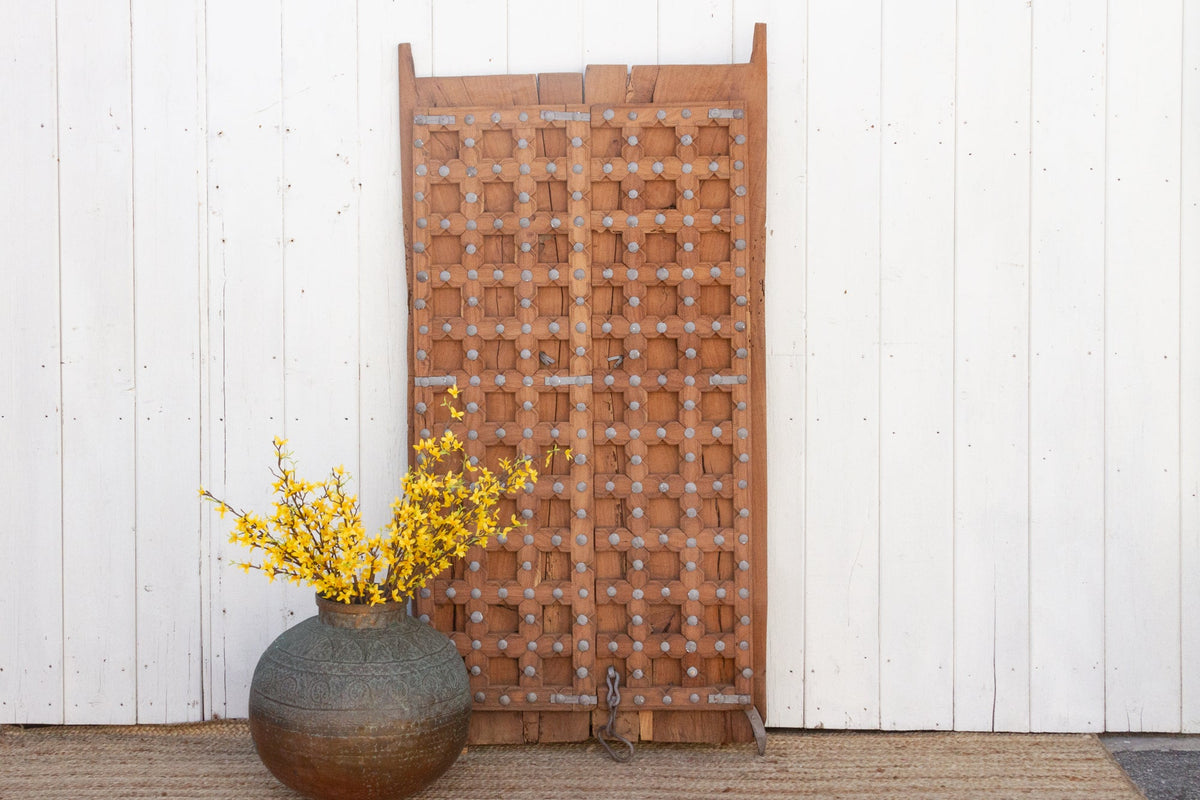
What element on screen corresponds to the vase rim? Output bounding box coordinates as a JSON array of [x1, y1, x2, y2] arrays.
[[315, 593, 409, 628]]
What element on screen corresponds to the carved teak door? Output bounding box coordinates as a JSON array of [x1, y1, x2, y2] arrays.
[[401, 29, 767, 747]]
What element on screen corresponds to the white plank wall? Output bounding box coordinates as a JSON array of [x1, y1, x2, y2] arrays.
[[953, 0, 1032, 732], [804, 0, 882, 729], [130, 0, 205, 723], [1104, 0, 1184, 733], [0, 1, 63, 724], [877, 0, 955, 731], [2, 0, 1198, 733], [57, 0, 139, 724], [1028, 0, 1106, 732], [1183, 0, 1200, 734]]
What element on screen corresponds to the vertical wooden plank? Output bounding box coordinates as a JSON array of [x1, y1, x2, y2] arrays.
[[358, 2, 432, 533], [583, 0, 657, 66], [1027, 0, 1106, 733], [282, 0, 360, 473], [204, 0, 291, 719], [130, 0, 205, 724], [509, 0, 582, 73], [732, 0, 767, 63], [658, 0, 734, 64], [57, 0, 137, 724], [1105, 0, 1183, 733], [953, 0, 1032, 733], [1183, 0, 1200, 736], [432, 0, 508, 75], [804, 0, 881, 729], [877, 0, 955, 731], [0, 1, 63, 724], [756, 2, 807, 728]]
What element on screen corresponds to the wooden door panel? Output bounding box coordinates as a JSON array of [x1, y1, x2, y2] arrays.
[[401, 30, 766, 745]]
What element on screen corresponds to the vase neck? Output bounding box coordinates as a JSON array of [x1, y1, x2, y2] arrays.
[[315, 595, 408, 629]]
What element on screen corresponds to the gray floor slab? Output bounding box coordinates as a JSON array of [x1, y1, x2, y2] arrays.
[[1103, 736, 1200, 800]]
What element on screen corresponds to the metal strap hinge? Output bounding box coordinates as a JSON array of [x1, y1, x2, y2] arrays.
[[709, 374, 748, 386], [550, 693, 596, 705], [544, 375, 593, 387], [708, 693, 753, 705], [708, 108, 745, 120], [414, 113, 456, 125], [414, 375, 457, 387], [540, 110, 591, 122]]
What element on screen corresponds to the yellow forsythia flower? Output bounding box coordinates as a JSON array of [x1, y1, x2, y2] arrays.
[[200, 389, 543, 605]]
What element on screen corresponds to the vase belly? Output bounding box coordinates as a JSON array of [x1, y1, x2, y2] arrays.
[[248, 603, 470, 800]]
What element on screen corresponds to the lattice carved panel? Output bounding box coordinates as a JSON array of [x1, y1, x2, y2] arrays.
[[401, 29, 767, 746]]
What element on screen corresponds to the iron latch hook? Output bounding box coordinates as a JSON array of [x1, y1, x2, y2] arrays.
[[595, 666, 635, 762]]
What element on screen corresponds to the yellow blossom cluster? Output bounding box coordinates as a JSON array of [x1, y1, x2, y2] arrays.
[[200, 391, 539, 605]]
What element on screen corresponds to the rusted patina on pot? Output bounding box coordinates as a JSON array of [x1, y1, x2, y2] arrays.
[[248, 596, 470, 800]]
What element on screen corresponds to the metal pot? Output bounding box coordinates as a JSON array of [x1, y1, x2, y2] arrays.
[[248, 595, 471, 799]]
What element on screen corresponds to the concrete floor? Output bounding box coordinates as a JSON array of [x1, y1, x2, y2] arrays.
[[1103, 736, 1200, 800]]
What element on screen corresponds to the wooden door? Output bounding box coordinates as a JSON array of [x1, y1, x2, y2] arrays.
[[401, 27, 766, 746]]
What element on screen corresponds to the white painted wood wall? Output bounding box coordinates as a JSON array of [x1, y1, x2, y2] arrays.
[[1, 0, 1196, 732]]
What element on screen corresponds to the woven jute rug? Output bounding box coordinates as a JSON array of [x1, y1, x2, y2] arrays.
[[0, 721, 1143, 799]]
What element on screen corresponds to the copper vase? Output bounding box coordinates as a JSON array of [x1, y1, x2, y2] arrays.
[[248, 595, 471, 800]]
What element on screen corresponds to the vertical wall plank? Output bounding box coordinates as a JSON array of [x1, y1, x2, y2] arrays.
[[877, 0, 956, 731], [57, 0, 138, 724], [1028, 0, 1107, 733], [804, 0, 881, 729], [281, 0, 360, 474], [130, 0, 205, 724], [204, 0, 290, 718], [0, 1, 63, 724], [658, 0, 734, 64], [583, 0, 658, 66], [432, 0, 508, 75], [357, 0, 432, 531], [1105, 0, 1184, 733], [953, 0, 1031, 732], [509, 0, 583, 73], [744, 0, 809, 728], [1183, 0, 1200, 736]]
